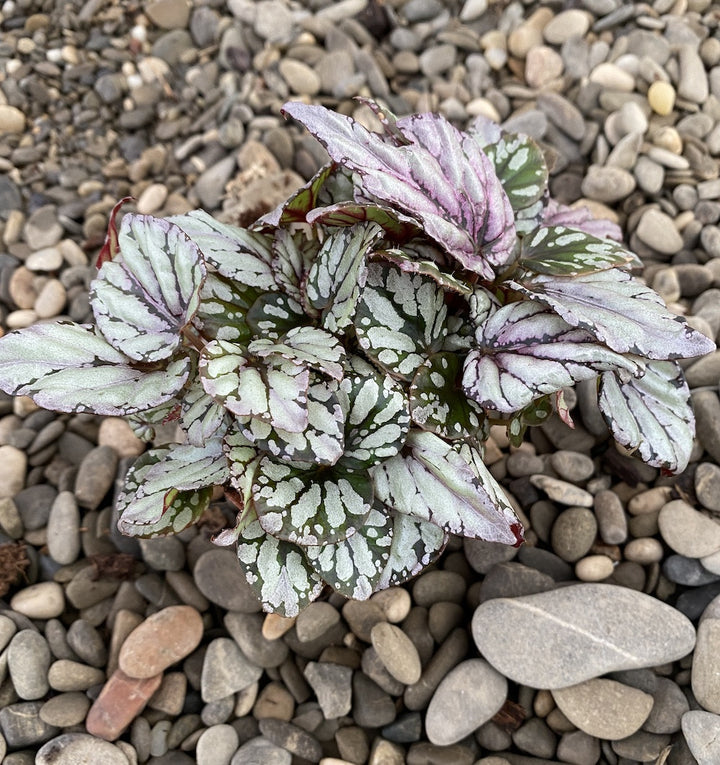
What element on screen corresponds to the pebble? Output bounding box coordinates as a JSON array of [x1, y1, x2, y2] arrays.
[[472, 584, 695, 689], [635, 208, 683, 255], [10, 581, 65, 619], [303, 661, 353, 719], [7, 630, 51, 700], [119, 605, 204, 679], [258, 718, 323, 762], [36, 732, 130, 765], [370, 622, 422, 685], [692, 617, 720, 714], [46, 491, 81, 565], [0, 701, 59, 748], [575, 555, 614, 582], [525, 46, 563, 89], [39, 693, 91, 727], [543, 9, 591, 44], [278, 59, 320, 96], [74, 445, 118, 510], [296, 602, 341, 642], [0, 104, 26, 134], [201, 637, 263, 702], [224, 612, 288, 668], [682, 710, 720, 763], [552, 678, 653, 739], [644, 676, 689, 734], [594, 490, 628, 545], [425, 659, 507, 746], [196, 724, 239, 765], [658, 499, 720, 558], [0, 444, 26, 497], [550, 507, 598, 562], [581, 165, 636, 203], [97, 417, 145, 458], [352, 673, 397, 728], [47, 660, 105, 692], [193, 548, 262, 612], [232, 736, 292, 765], [648, 81, 676, 116]]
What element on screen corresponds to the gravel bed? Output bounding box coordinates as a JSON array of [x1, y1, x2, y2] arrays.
[[1, 0, 720, 763]]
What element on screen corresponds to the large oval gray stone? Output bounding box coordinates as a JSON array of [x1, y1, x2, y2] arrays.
[[682, 710, 720, 763], [36, 732, 129, 764], [472, 583, 696, 689]]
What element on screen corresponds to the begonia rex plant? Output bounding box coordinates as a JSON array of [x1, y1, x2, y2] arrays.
[[0, 100, 714, 616]]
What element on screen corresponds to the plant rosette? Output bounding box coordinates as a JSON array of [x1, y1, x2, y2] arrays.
[[0, 101, 714, 616]]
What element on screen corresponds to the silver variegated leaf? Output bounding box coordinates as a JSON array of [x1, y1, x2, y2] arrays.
[[339, 356, 410, 470], [181, 376, 229, 447], [257, 163, 335, 227], [238, 378, 345, 467], [306, 221, 383, 334], [194, 272, 258, 343], [410, 352, 484, 439], [200, 340, 310, 433], [246, 292, 305, 341], [249, 326, 346, 382], [283, 103, 517, 280], [306, 202, 422, 241], [271, 228, 317, 305], [543, 198, 624, 244], [374, 249, 472, 295], [468, 286, 500, 340], [521, 226, 636, 277], [442, 314, 474, 352], [91, 214, 206, 362], [304, 502, 394, 600], [376, 511, 448, 590], [224, 425, 261, 499], [372, 430, 523, 545], [483, 133, 548, 211], [253, 456, 374, 546], [116, 439, 228, 536], [169, 209, 276, 291], [354, 263, 448, 381], [510, 269, 716, 361], [599, 360, 695, 473], [466, 114, 503, 149], [237, 516, 324, 617], [0, 322, 190, 416], [462, 301, 642, 414], [127, 398, 181, 442]]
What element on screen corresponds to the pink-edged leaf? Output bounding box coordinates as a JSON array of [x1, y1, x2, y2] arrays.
[[306, 202, 422, 241], [374, 249, 472, 295], [543, 199, 625, 244], [91, 214, 206, 362], [181, 376, 230, 447], [510, 269, 716, 361], [256, 163, 336, 228], [282, 102, 516, 280], [116, 439, 228, 537], [168, 209, 277, 291], [599, 360, 696, 474], [555, 390, 575, 428], [96, 196, 133, 267], [253, 456, 374, 546], [372, 430, 523, 545], [462, 301, 641, 414], [199, 340, 310, 433], [0, 321, 190, 416]]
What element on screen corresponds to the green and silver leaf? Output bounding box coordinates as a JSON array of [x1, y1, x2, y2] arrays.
[[253, 456, 374, 546], [246, 292, 306, 341], [304, 502, 394, 601], [410, 352, 484, 439], [374, 249, 472, 295], [484, 133, 548, 212], [354, 263, 448, 381], [306, 202, 421, 241], [193, 272, 258, 344], [181, 376, 229, 447], [237, 515, 324, 617], [271, 227, 317, 305]]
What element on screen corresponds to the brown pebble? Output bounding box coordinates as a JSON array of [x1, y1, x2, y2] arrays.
[[86, 668, 163, 741], [119, 605, 203, 679]]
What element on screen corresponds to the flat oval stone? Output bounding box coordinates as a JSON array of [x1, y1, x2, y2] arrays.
[[119, 605, 203, 679], [194, 548, 262, 612], [659, 499, 720, 558], [370, 622, 422, 685], [36, 732, 130, 764], [682, 710, 720, 763], [552, 679, 653, 739], [691, 618, 720, 714], [10, 581, 65, 619], [472, 583, 696, 689], [8, 630, 51, 700], [39, 693, 91, 727], [425, 659, 507, 746]]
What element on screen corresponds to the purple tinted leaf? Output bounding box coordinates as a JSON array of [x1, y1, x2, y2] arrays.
[[466, 115, 503, 148], [543, 199, 625, 244], [462, 301, 641, 414], [599, 360, 695, 473], [271, 228, 316, 305], [194, 272, 258, 344], [510, 269, 716, 360], [96, 196, 133, 267], [0, 322, 190, 416], [91, 214, 206, 363], [257, 163, 335, 227], [283, 102, 516, 279]]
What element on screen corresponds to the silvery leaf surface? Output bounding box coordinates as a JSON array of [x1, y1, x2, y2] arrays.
[[246, 292, 306, 341], [376, 511, 448, 590], [462, 301, 642, 414], [410, 352, 485, 439], [249, 327, 346, 382], [237, 516, 323, 617], [252, 456, 374, 546], [271, 228, 316, 304], [224, 425, 261, 502], [374, 249, 472, 295], [116, 439, 228, 536], [304, 502, 394, 601], [354, 263, 448, 381], [200, 340, 310, 433], [466, 115, 503, 148], [372, 430, 523, 545], [168, 209, 277, 291], [91, 214, 206, 362], [0, 322, 190, 416], [510, 269, 716, 360], [181, 376, 230, 447], [520, 226, 637, 277], [306, 202, 422, 241], [482, 133, 548, 212], [543, 198, 624, 243], [282, 102, 516, 280], [599, 360, 696, 473], [339, 356, 410, 471], [127, 398, 181, 442], [306, 222, 383, 333], [238, 378, 345, 466], [194, 272, 258, 344]]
